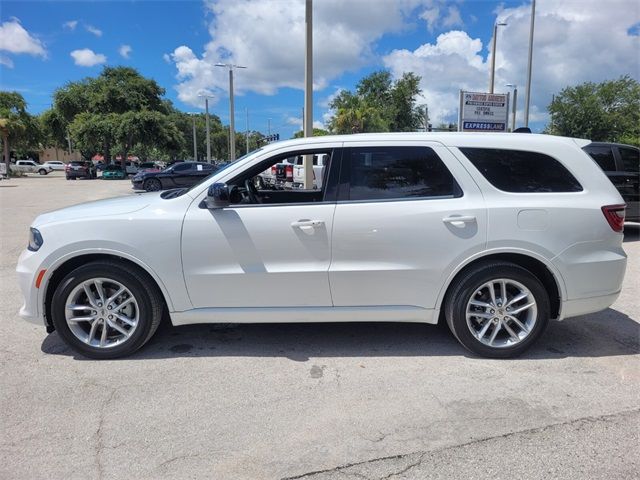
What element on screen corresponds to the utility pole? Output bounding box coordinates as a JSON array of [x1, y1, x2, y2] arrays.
[[205, 98, 211, 162], [303, 0, 314, 189], [506, 84, 518, 131], [489, 22, 507, 94], [216, 63, 247, 161], [192, 114, 197, 161], [524, 0, 536, 127], [267, 118, 271, 136], [245, 108, 249, 155]]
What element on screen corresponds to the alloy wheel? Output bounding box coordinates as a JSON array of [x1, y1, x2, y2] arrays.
[[465, 278, 537, 348]]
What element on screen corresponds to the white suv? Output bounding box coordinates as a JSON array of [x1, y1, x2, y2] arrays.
[[17, 133, 627, 359]]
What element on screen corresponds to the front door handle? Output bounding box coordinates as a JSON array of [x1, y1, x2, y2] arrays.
[[291, 220, 324, 228], [443, 215, 476, 227]]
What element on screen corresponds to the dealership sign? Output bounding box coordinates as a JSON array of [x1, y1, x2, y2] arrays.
[[458, 91, 510, 132]]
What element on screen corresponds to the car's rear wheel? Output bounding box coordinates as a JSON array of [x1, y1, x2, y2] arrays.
[[50, 261, 163, 359], [39, 169, 47, 175], [144, 178, 162, 192], [445, 262, 550, 358]]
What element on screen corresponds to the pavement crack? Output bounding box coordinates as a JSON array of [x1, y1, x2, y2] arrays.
[[282, 408, 640, 480], [94, 388, 118, 480]]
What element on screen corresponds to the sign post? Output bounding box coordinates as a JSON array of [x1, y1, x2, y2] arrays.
[[459, 91, 510, 132]]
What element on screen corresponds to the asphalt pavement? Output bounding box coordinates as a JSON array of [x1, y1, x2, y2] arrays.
[[1, 173, 638, 479]]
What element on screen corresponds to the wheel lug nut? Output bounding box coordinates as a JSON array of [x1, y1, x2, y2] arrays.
[[92, 311, 97, 315], [490, 309, 495, 314], [497, 303, 502, 307], [98, 303, 102, 307], [107, 305, 112, 310], [506, 307, 510, 312], [108, 315, 113, 320]]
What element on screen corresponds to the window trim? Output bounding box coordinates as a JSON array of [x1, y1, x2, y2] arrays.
[[220, 147, 343, 208], [337, 146, 464, 203]]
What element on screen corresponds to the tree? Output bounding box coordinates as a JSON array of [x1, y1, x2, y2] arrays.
[[327, 70, 424, 134], [293, 128, 329, 138], [0, 91, 39, 174], [51, 66, 176, 166], [546, 76, 640, 146]]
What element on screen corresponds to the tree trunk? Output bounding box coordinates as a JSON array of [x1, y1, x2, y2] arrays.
[[2, 133, 9, 177], [104, 142, 111, 164]]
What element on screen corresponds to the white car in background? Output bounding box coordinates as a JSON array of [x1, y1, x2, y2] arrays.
[[42, 161, 66, 171], [11, 160, 52, 175], [17, 133, 627, 359]]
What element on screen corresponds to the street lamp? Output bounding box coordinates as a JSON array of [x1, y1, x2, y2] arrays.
[[524, 0, 536, 127], [215, 63, 246, 161], [489, 21, 507, 94], [197, 93, 214, 163], [506, 84, 518, 132]]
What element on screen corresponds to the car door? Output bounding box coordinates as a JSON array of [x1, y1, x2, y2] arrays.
[[615, 145, 640, 220], [329, 141, 487, 311], [170, 163, 194, 187], [181, 145, 342, 309]]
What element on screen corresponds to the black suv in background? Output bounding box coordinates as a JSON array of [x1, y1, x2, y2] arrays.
[[583, 142, 639, 222]]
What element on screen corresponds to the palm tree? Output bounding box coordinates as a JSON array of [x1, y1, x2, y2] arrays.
[[0, 92, 30, 175]]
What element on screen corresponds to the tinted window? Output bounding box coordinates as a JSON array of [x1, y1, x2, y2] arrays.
[[173, 163, 191, 172], [346, 146, 460, 200], [619, 147, 639, 173], [460, 148, 582, 193], [584, 145, 616, 171]]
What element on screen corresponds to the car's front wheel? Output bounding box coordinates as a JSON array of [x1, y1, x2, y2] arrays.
[[143, 178, 162, 192], [38, 169, 48, 175], [445, 262, 550, 358], [50, 261, 163, 359]]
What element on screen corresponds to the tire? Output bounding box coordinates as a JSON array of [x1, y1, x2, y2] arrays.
[[444, 262, 550, 358], [143, 178, 162, 192], [50, 260, 164, 359], [66, 176, 71, 181], [38, 169, 48, 175]]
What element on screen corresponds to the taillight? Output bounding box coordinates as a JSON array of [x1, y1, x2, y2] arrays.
[[601, 204, 626, 233], [285, 164, 293, 181], [271, 166, 276, 175]]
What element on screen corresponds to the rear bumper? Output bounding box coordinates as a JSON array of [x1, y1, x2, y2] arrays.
[[560, 291, 621, 320]]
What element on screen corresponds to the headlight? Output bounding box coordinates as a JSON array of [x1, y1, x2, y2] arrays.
[[28, 228, 43, 251]]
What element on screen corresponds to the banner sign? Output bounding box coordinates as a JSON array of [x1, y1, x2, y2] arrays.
[[459, 91, 510, 132]]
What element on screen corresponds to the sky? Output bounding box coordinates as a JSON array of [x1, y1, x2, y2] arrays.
[[1, 0, 639, 139]]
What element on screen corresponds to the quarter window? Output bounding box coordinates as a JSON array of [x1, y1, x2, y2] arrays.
[[460, 148, 583, 193], [345, 146, 461, 201], [619, 147, 639, 173]]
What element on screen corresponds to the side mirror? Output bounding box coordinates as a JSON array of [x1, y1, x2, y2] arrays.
[[205, 182, 231, 209]]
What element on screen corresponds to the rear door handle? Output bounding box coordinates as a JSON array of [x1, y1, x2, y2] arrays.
[[291, 220, 324, 228], [443, 215, 476, 227]]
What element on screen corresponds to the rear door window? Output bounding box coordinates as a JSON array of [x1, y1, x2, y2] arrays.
[[343, 146, 461, 201], [619, 146, 639, 173], [584, 145, 617, 171], [459, 148, 583, 193]]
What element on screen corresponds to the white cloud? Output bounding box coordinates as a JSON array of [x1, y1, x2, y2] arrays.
[[118, 44, 132, 59], [384, 0, 640, 129], [169, 0, 430, 106], [442, 6, 463, 28], [0, 54, 14, 68], [162, 53, 171, 64], [70, 48, 107, 67], [420, 2, 464, 33], [85, 24, 103, 37], [63, 20, 78, 31], [286, 116, 303, 127], [0, 18, 46, 58]]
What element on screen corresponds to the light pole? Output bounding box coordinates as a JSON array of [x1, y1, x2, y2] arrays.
[[198, 93, 214, 163], [489, 21, 507, 94], [191, 113, 198, 161], [303, 0, 313, 189], [215, 63, 246, 161], [524, 0, 536, 127], [245, 108, 249, 155], [506, 84, 517, 131]]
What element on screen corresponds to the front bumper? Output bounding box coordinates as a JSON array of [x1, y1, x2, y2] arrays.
[[16, 249, 45, 326]]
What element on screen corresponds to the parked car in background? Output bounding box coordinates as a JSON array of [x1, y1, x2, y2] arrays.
[[95, 161, 105, 171], [258, 157, 293, 189], [65, 161, 96, 180], [583, 142, 639, 222], [18, 133, 627, 359], [124, 161, 139, 176], [11, 160, 52, 175], [42, 161, 66, 171], [137, 162, 161, 173], [102, 164, 127, 180], [291, 153, 328, 189], [131, 161, 216, 191]]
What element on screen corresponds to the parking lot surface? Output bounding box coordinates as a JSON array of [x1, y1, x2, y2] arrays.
[[1, 173, 638, 479]]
